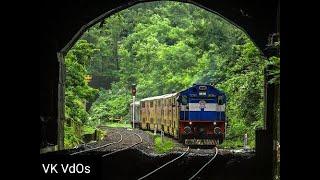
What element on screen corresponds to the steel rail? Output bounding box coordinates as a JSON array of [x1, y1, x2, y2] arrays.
[[102, 132, 143, 157], [70, 132, 123, 155], [137, 146, 190, 180], [188, 146, 219, 180]]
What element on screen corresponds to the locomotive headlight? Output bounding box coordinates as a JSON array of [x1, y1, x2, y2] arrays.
[[214, 127, 222, 135], [199, 91, 206, 96], [213, 122, 217, 125], [189, 121, 192, 125], [184, 126, 192, 134]]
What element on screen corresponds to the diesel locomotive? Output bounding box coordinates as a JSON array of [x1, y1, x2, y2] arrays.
[[130, 84, 226, 145]]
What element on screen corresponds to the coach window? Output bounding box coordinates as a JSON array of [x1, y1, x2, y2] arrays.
[[142, 102, 145, 108], [150, 101, 153, 107]]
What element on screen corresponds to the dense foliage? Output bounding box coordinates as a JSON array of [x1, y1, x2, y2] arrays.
[[88, 83, 131, 124], [64, 1, 277, 148], [64, 40, 99, 148]]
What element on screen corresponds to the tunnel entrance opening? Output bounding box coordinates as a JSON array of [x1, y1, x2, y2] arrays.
[[58, 0, 272, 150], [40, 0, 279, 179]]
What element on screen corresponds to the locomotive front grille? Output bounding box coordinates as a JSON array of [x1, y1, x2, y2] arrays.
[[184, 139, 216, 145]]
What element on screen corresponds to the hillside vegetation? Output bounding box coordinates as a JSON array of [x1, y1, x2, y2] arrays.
[[64, 1, 279, 149]]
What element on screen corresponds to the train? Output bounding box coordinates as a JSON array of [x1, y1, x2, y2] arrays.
[[130, 84, 226, 145]]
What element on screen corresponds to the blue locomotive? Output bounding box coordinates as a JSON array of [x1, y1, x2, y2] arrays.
[[135, 84, 227, 145], [177, 84, 226, 145]]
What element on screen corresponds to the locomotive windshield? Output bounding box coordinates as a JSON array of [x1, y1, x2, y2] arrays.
[[181, 95, 188, 105], [218, 96, 224, 105]]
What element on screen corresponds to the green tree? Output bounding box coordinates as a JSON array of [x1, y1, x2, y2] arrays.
[[64, 39, 98, 148]]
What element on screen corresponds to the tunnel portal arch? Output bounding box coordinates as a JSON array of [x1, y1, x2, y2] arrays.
[[40, 0, 279, 153]]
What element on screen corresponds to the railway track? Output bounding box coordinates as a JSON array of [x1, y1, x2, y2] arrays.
[[137, 146, 190, 180], [70, 132, 123, 155], [102, 132, 143, 157], [188, 146, 219, 180], [70, 127, 220, 179], [70, 130, 143, 156], [137, 146, 219, 180]]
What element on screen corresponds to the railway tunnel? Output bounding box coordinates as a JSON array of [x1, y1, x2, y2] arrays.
[[40, 0, 279, 179]]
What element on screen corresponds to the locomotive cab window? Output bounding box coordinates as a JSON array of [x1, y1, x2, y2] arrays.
[[181, 95, 188, 105], [218, 96, 223, 105]]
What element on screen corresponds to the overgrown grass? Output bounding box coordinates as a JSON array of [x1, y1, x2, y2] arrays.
[[95, 128, 107, 141], [65, 124, 107, 149], [82, 125, 95, 135], [64, 124, 83, 149], [102, 121, 131, 128], [220, 139, 243, 149], [153, 135, 175, 154], [220, 138, 255, 149]]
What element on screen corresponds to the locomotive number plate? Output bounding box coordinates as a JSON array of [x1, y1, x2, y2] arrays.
[[185, 139, 216, 145]]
